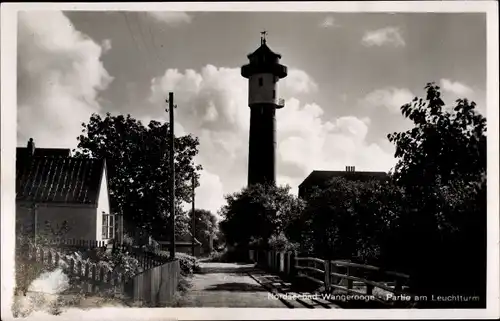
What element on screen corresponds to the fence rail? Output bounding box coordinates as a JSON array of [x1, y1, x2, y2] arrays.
[[250, 250, 412, 305]]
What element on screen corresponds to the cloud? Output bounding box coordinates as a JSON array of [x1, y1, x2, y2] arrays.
[[320, 16, 339, 28], [440, 79, 474, 96], [17, 11, 113, 148], [101, 39, 112, 53], [282, 69, 319, 95], [149, 66, 395, 214], [361, 27, 406, 47], [146, 12, 192, 26], [362, 87, 415, 113]]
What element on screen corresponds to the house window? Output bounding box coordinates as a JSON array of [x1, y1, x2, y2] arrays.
[[258, 78, 263, 87], [102, 213, 115, 239]]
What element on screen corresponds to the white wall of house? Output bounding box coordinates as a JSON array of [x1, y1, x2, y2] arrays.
[[96, 166, 111, 241], [16, 203, 97, 240]]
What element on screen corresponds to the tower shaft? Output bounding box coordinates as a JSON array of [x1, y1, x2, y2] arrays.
[[241, 34, 287, 187], [248, 104, 277, 186]]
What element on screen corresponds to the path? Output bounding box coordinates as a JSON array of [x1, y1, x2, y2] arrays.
[[176, 262, 341, 309]]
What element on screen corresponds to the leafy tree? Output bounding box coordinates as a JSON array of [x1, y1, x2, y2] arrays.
[[387, 83, 486, 305], [73, 113, 202, 242], [188, 209, 218, 252], [296, 177, 404, 262], [219, 183, 305, 250]]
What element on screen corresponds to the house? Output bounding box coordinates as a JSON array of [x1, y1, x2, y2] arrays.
[[298, 166, 389, 199], [16, 138, 118, 243], [157, 232, 203, 257]]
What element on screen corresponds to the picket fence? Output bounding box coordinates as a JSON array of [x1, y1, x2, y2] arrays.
[[21, 242, 180, 306], [35, 238, 109, 249]]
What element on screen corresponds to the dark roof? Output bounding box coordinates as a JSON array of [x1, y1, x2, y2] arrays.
[[157, 232, 202, 245], [247, 42, 281, 59], [17, 147, 71, 158], [16, 156, 106, 205], [299, 170, 389, 188]]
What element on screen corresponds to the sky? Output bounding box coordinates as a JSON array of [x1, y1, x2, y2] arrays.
[[17, 11, 487, 216]]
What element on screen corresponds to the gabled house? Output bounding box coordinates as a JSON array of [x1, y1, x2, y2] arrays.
[[298, 166, 389, 199], [157, 232, 203, 257], [16, 138, 116, 242]]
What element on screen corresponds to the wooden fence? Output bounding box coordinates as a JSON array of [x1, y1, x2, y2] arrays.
[[37, 238, 109, 249], [250, 250, 412, 304], [20, 243, 180, 306]]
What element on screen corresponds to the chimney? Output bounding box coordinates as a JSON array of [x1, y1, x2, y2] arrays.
[[345, 166, 355, 172], [27, 138, 35, 157]]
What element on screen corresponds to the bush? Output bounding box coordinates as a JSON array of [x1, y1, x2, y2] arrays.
[[176, 253, 200, 276], [207, 249, 229, 262], [268, 233, 299, 252]]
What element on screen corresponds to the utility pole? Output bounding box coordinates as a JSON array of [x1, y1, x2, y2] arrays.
[[191, 170, 196, 257], [168, 92, 176, 258]]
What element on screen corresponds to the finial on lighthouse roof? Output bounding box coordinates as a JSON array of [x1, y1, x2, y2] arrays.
[[260, 30, 268, 45]]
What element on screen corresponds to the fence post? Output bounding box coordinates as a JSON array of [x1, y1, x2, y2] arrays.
[[346, 266, 353, 289], [366, 283, 374, 295], [395, 279, 403, 292], [84, 263, 91, 293], [69, 258, 75, 275], [324, 260, 330, 292]]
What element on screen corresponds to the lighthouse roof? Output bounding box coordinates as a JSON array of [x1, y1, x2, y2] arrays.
[[247, 42, 282, 60]]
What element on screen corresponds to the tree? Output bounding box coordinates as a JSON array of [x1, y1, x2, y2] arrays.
[[73, 113, 202, 242], [387, 83, 486, 305], [295, 177, 404, 262], [188, 209, 218, 252], [219, 183, 305, 250]]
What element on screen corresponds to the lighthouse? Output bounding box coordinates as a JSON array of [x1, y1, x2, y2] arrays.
[[241, 32, 288, 186]]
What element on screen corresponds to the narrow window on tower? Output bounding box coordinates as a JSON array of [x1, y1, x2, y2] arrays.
[[259, 78, 263, 87], [273, 90, 276, 99]]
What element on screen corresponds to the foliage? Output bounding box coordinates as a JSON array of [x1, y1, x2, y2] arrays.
[[94, 249, 141, 279], [206, 249, 230, 263], [268, 232, 299, 252], [73, 113, 202, 241], [386, 83, 486, 302], [188, 209, 218, 252], [176, 253, 201, 276], [295, 177, 404, 262], [219, 183, 305, 250]]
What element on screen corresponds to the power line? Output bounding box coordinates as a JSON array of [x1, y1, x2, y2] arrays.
[[135, 12, 165, 67], [121, 12, 154, 70]]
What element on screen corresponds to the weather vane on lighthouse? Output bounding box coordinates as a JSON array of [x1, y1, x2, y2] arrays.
[[260, 30, 268, 44]]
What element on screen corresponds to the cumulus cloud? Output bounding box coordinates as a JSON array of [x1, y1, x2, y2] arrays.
[[440, 78, 474, 96], [362, 87, 414, 113], [150, 66, 395, 213], [362, 27, 406, 47], [282, 69, 319, 95], [320, 16, 339, 28], [17, 11, 113, 148], [146, 12, 192, 26], [101, 39, 112, 53]]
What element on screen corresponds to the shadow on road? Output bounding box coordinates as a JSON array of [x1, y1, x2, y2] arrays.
[[204, 282, 269, 292], [197, 266, 257, 275]]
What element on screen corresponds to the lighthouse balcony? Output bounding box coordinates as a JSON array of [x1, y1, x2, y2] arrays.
[[276, 98, 285, 109], [241, 63, 288, 79]]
